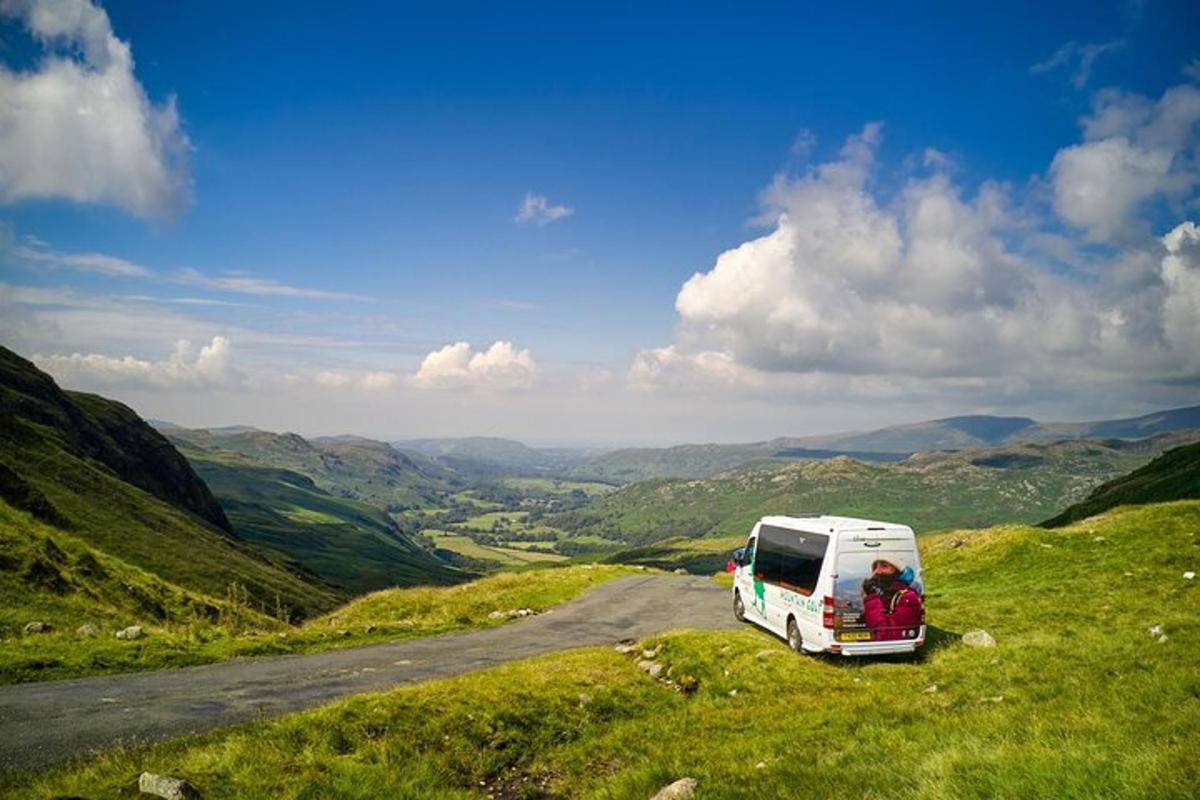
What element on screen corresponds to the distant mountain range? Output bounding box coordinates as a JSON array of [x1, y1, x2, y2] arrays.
[[568, 405, 1200, 482], [548, 432, 1200, 544], [392, 436, 593, 476]]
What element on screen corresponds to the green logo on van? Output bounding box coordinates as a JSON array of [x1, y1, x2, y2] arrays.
[[752, 577, 766, 613]]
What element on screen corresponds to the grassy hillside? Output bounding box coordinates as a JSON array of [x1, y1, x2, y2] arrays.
[[12, 501, 1198, 799], [0, 543, 630, 684], [1042, 441, 1200, 527], [0, 346, 229, 530], [550, 435, 1200, 544], [0, 350, 342, 620], [167, 428, 452, 511], [178, 444, 466, 595], [0, 499, 287, 683]]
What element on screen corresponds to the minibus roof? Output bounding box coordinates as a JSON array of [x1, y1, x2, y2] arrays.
[[758, 514, 913, 536]]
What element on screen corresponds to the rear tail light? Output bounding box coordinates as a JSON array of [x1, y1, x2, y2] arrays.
[[822, 595, 835, 629]]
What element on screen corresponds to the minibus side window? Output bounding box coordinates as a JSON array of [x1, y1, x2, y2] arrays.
[[758, 525, 829, 595], [755, 533, 782, 583], [744, 537, 757, 568]]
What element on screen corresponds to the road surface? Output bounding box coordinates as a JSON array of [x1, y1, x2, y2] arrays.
[[0, 573, 738, 772]]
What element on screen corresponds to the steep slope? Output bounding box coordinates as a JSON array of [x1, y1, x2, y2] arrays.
[[176, 444, 467, 594], [1041, 441, 1200, 527], [0, 347, 229, 530], [0, 347, 342, 619], [0, 498, 286, 682], [550, 435, 1200, 544]]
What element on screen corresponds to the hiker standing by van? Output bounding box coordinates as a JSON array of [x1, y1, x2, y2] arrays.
[[861, 559, 923, 641]]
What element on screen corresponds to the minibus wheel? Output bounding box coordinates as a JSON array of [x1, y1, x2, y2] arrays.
[[786, 617, 803, 652], [733, 591, 746, 622]]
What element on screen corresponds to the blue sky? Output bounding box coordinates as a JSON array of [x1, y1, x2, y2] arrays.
[[1, 0, 1198, 444]]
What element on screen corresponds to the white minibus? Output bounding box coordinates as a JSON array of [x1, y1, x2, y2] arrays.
[[731, 514, 926, 656]]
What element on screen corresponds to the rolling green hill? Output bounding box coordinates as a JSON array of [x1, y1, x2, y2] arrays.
[[550, 435, 1200, 544], [0, 347, 341, 620], [175, 443, 468, 595], [14, 501, 1199, 799], [1041, 441, 1200, 528], [167, 428, 453, 511], [393, 436, 590, 476]]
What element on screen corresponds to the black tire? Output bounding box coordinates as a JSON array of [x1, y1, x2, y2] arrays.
[[786, 617, 803, 653], [733, 591, 746, 622]]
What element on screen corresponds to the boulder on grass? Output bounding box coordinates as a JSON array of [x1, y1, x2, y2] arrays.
[[115, 625, 144, 640], [651, 777, 697, 800], [23, 621, 52, 635], [961, 629, 996, 648], [138, 772, 200, 799]]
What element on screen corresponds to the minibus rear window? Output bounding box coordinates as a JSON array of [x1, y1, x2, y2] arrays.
[[755, 525, 829, 595]]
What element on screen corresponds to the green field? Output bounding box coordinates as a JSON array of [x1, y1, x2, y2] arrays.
[[429, 531, 567, 566], [500, 477, 617, 497], [456, 510, 530, 531], [11, 501, 1198, 798]]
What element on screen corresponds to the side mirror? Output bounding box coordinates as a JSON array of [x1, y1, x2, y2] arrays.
[[733, 547, 746, 566]]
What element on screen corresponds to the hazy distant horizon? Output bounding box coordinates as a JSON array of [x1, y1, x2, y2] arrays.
[[137, 397, 1197, 451]]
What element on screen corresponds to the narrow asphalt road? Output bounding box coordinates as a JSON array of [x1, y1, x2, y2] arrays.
[[0, 573, 739, 772]]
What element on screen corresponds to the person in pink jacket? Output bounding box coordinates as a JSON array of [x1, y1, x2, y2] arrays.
[[861, 559, 924, 641]]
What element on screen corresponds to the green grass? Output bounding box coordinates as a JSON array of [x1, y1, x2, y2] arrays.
[[429, 531, 568, 566], [0, 427, 343, 621], [184, 451, 466, 594], [0, 530, 627, 685], [0, 500, 289, 684], [457, 510, 530, 531], [500, 477, 617, 497], [10, 501, 1198, 798]]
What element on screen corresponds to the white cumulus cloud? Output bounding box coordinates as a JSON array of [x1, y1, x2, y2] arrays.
[[412, 341, 536, 390], [632, 117, 1200, 408], [33, 336, 238, 390], [514, 193, 573, 226], [0, 0, 191, 219], [1161, 220, 1200, 367], [1050, 84, 1200, 242]]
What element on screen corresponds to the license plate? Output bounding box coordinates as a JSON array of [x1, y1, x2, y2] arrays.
[[838, 631, 871, 642]]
